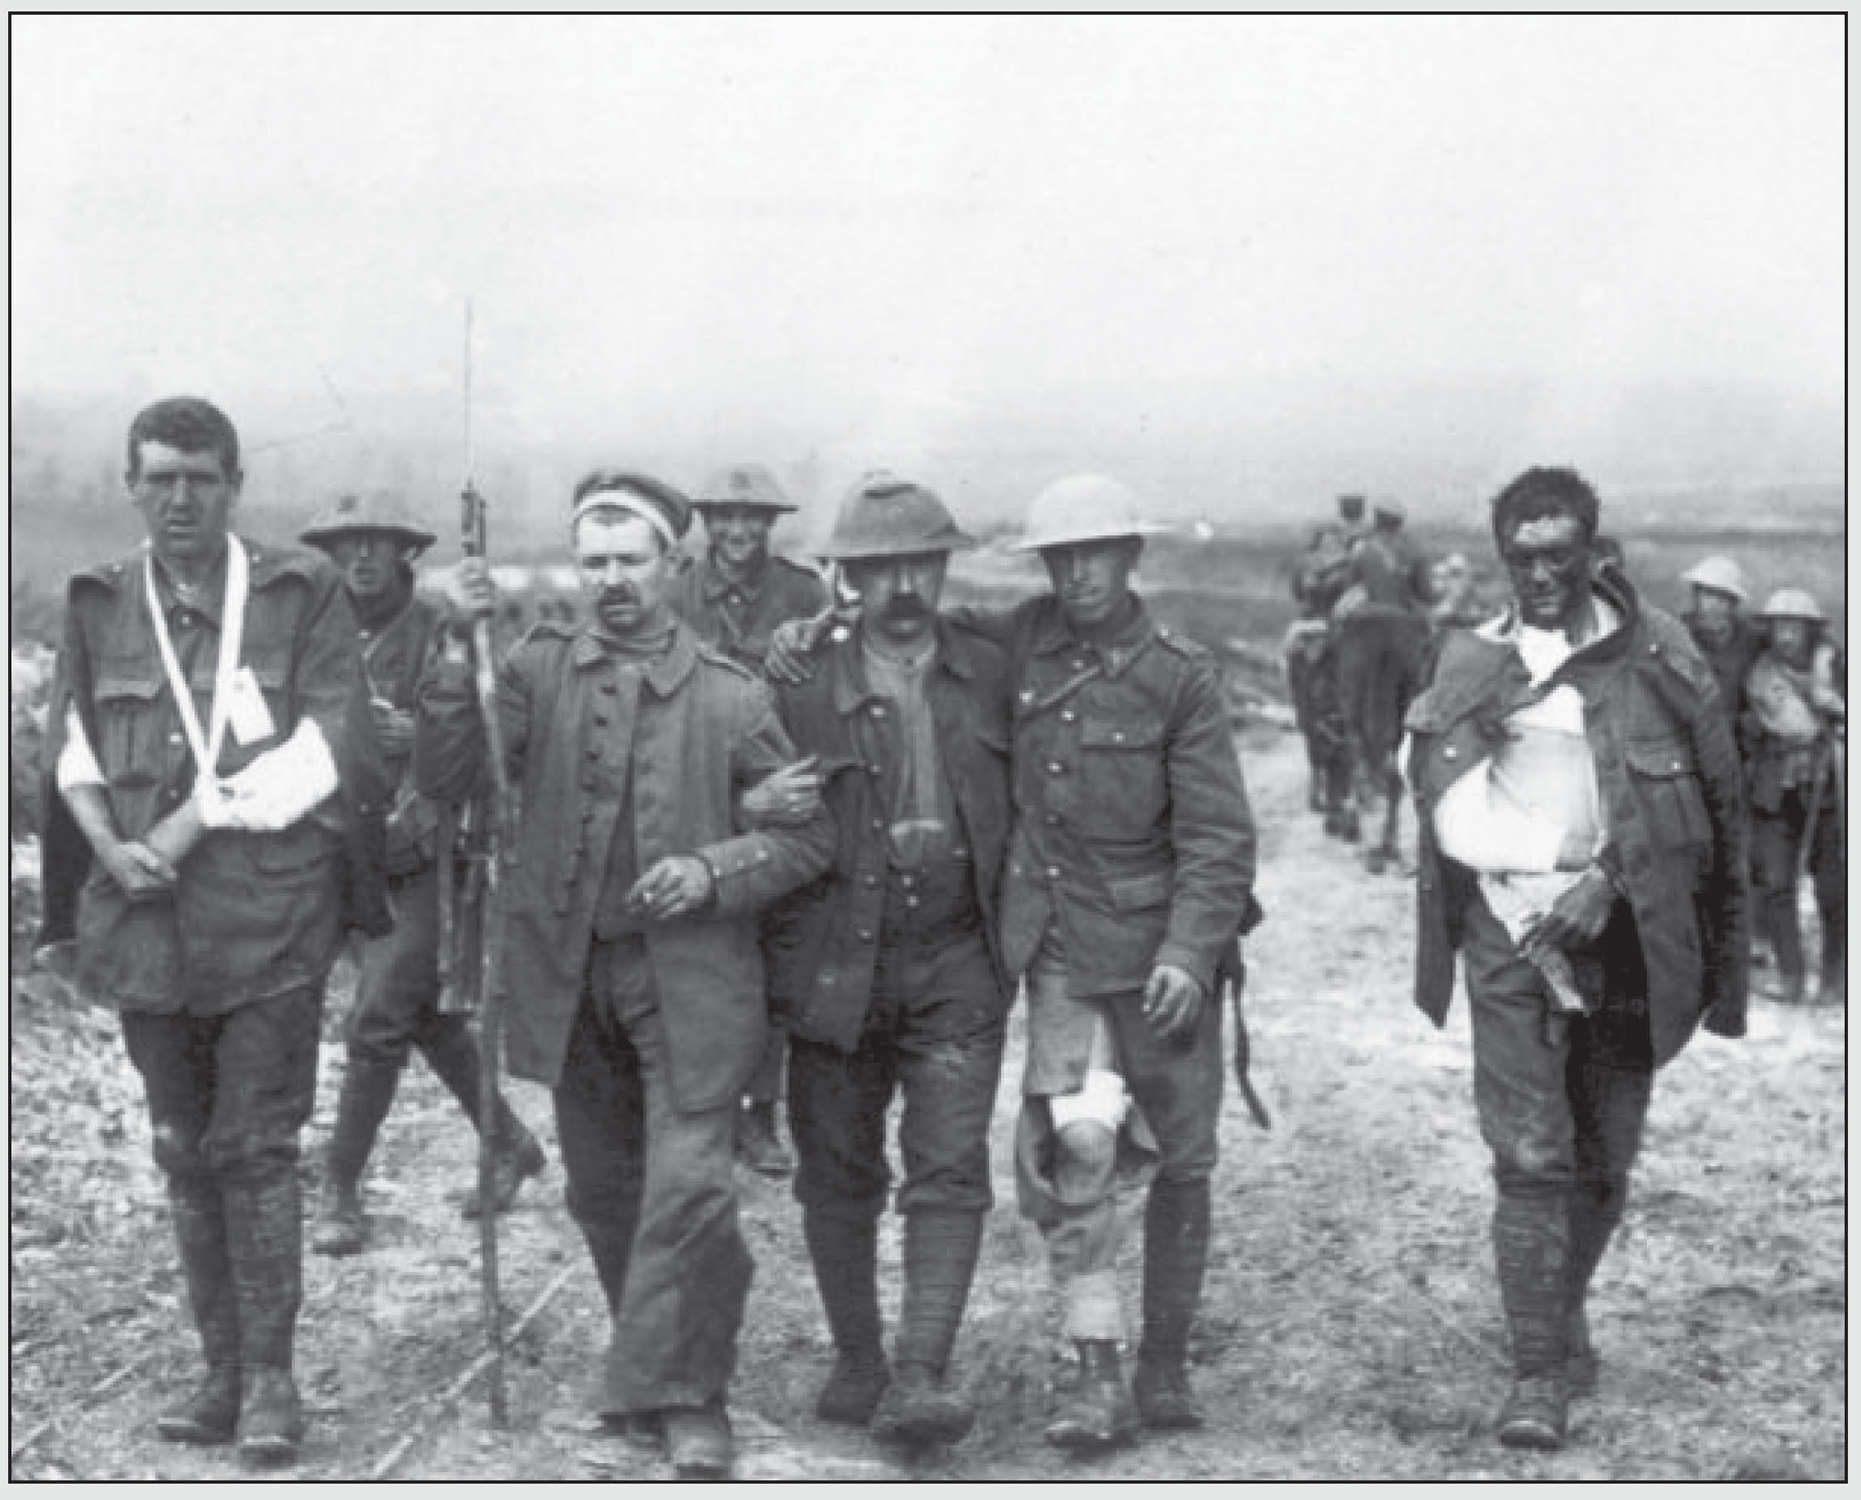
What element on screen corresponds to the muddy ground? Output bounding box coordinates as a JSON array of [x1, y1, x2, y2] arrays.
[[9, 723, 1845, 1481]]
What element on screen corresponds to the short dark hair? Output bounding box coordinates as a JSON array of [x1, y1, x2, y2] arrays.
[[126, 397, 241, 480], [1490, 467, 1600, 549]]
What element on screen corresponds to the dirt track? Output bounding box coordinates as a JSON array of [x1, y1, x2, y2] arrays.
[[9, 722, 1846, 1481]]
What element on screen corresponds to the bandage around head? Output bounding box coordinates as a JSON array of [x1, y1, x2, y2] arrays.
[[571, 491, 680, 551], [1048, 1068, 1130, 1133]]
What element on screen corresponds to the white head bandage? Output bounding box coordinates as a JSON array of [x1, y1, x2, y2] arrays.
[[571, 490, 678, 551]]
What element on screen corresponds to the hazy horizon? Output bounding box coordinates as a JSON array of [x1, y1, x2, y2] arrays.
[[11, 17, 1845, 533]]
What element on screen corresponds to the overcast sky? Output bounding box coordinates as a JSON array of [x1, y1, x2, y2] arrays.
[[11, 16, 1845, 500]]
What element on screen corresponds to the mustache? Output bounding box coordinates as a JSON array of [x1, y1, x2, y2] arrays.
[[877, 594, 930, 621]]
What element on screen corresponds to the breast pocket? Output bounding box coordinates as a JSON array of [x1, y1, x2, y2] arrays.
[[92, 668, 169, 789], [1077, 715, 1167, 834], [1624, 733, 1712, 850]]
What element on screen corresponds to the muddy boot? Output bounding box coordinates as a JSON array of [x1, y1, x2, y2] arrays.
[[662, 1397, 732, 1479], [461, 1127, 548, 1220], [872, 1210, 981, 1445], [1336, 806, 1361, 843], [1046, 1340, 1138, 1452], [1763, 892, 1806, 1003], [1134, 1177, 1210, 1431], [734, 1099, 795, 1178], [423, 1026, 548, 1219], [157, 1178, 242, 1445], [1492, 1193, 1570, 1451], [803, 1208, 888, 1425], [312, 1055, 400, 1257], [222, 1173, 306, 1464]]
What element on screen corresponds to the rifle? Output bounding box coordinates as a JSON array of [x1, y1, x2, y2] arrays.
[[460, 302, 517, 1425]]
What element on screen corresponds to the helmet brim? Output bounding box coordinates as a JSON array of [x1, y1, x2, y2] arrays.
[[1008, 521, 1172, 553]]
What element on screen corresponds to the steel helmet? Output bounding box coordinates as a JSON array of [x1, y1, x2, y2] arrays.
[[1680, 556, 1749, 605], [694, 463, 798, 514], [300, 490, 437, 554], [816, 471, 976, 561], [1756, 587, 1826, 623], [1010, 474, 1170, 552]]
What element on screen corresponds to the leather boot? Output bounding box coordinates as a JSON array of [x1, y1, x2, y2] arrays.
[[802, 1209, 888, 1425], [156, 1178, 242, 1444], [1765, 892, 1806, 1003], [1134, 1177, 1210, 1430], [1046, 1341, 1138, 1452], [222, 1172, 306, 1463], [662, 1397, 732, 1479], [1492, 1193, 1570, 1450], [735, 1100, 796, 1177], [423, 1025, 548, 1219], [872, 1210, 981, 1445], [312, 1055, 400, 1256]]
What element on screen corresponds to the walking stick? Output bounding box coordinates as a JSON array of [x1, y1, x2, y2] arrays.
[[460, 301, 515, 1425]]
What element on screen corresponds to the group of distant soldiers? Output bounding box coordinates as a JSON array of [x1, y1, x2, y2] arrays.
[[1284, 492, 1846, 1010], [29, 396, 1838, 1476]]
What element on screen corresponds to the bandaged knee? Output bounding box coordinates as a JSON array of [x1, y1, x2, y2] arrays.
[[1047, 1068, 1130, 1133]]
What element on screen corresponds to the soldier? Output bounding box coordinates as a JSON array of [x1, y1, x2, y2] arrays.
[[1285, 517, 1355, 830], [1680, 556, 1761, 725], [755, 473, 1014, 1445], [1405, 466, 1747, 1450], [300, 492, 546, 1257], [1333, 497, 1432, 872], [43, 397, 368, 1461], [1743, 588, 1845, 1005], [413, 468, 831, 1479], [991, 476, 1256, 1451], [669, 462, 829, 1177]]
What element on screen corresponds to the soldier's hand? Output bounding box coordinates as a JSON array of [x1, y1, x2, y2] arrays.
[[1143, 964, 1207, 1041], [1521, 866, 1616, 956], [626, 855, 716, 923], [740, 756, 823, 826], [370, 699, 416, 757], [97, 837, 178, 901], [442, 557, 498, 626], [764, 611, 835, 687]]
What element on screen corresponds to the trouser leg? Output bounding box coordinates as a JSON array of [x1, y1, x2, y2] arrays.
[[1464, 897, 1576, 1384], [1753, 809, 1807, 994], [323, 1055, 402, 1199], [789, 1032, 892, 1367], [204, 988, 324, 1373], [122, 1012, 240, 1372], [601, 991, 751, 1415], [1565, 1049, 1653, 1336], [553, 991, 646, 1320], [1812, 803, 1846, 999]]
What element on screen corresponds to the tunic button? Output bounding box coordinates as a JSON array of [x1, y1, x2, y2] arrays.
[[1443, 746, 1459, 761], [169, 732, 183, 745], [905, 896, 920, 909], [1112, 731, 1124, 743], [863, 874, 878, 888], [1045, 812, 1060, 825], [856, 927, 873, 942], [871, 704, 887, 718], [1047, 761, 1065, 775], [1671, 759, 1683, 771], [871, 819, 885, 833], [867, 763, 883, 776], [1045, 866, 1060, 880], [1019, 689, 1034, 703], [1061, 709, 1076, 723], [1071, 659, 1086, 671], [1649, 643, 1661, 655]]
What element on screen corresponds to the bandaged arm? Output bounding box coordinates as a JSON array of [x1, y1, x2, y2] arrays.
[[197, 718, 340, 831]]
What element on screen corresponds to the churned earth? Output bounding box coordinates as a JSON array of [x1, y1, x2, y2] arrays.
[[9, 723, 1845, 1481]]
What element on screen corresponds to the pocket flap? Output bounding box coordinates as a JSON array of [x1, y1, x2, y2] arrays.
[[1624, 734, 1697, 778], [1080, 716, 1163, 750], [94, 673, 164, 703], [1106, 870, 1172, 911]]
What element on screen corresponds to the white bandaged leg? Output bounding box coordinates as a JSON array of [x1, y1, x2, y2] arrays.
[[1048, 1069, 1131, 1133]]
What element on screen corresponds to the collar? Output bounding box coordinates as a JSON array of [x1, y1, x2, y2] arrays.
[[1030, 593, 1154, 677], [828, 619, 975, 716], [149, 544, 230, 626], [570, 617, 699, 696], [699, 551, 769, 604]]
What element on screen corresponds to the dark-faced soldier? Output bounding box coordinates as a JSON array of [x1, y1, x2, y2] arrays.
[[1405, 466, 1747, 1450], [300, 492, 545, 1256]]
